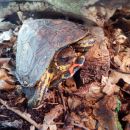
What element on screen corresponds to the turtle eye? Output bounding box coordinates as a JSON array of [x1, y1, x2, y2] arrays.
[[60, 56, 70, 63]]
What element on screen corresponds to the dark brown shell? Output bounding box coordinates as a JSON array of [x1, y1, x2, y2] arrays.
[[16, 19, 87, 87]]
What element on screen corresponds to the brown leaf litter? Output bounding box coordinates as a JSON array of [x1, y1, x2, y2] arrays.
[[1, 8, 130, 130]]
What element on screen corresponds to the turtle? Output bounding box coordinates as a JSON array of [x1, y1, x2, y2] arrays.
[[16, 19, 96, 107]]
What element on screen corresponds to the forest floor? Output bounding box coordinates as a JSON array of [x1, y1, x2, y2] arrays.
[[0, 9, 130, 130]]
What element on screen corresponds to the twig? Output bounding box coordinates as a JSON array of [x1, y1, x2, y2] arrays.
[[71, 122, 88, 130], [0, 98, 40, 129], [121, 88, 130, 95], [0, 114, 8, 118], [57, 85, 67, 111], [32, 103, 44, 110]]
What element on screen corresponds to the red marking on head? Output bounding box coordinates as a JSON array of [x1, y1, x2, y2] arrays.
[[68, 63, 82, 76]]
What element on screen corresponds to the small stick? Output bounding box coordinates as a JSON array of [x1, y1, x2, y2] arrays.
[[121, 88, 130, 95], [71, 122, 88, 130], [57, 85, 67, 111], [0, 98, 40, 129]]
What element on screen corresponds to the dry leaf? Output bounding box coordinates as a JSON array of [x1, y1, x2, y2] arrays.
[[1, 8, 130, 130], [30, 125, 35, 130], [114, 50, 130, 72], [93, 96, 119, 130], [70, 112, 83, 125], [0, 29, 13, 43], [0, 21, 15, 31], [80, 38, 110, 84], [57, 125, 73, 130], [125, 123, 130, 130], [15, 97, 26, 105], [113, 28, 127, 45], [0, 80, 15, 90], [0, 58, 10, 67], [123, 114, 130, 123], [84, 115, 96, 130], [0, 68, 15, 90], [106, 95, 118, 111], [41, 105, 64, 130], [102, 76, 120, 95], [68, 97, 81, 110], [108, 70, 130, 84], [123, 83, 130, 94], [75, 82, 103, 101]]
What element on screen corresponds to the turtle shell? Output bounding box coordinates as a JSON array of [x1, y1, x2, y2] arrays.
[[16, 19, 86, 87]]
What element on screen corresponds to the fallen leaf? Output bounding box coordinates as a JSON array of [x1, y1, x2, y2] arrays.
[[0, 58, 10, 67], [70, 112, 84, 126], [0, 29, 13, 43], [102, 76, 120, 95], [114, 50, 130, 72], [74, 82, 103, 101], [57, 125, 73, 130], [30, 125, 35, 130], [113, 28, 127, 45], [123, 114, 130, 123], [15, 96, 26, 105], [41, 105, 64, 130], [0, 80, 15, 90], [84, 115, 96, 130], [106, 95, 119, 111], [108, 70, 130, 84], [68, 97, 81, 110], [0, 68, 15, 90], [122, 83, 130, 95], [0, 21, 16, 31], [93, 96, 120, 130], [125, 123, 130, 130], [80, 38, 110, 84]]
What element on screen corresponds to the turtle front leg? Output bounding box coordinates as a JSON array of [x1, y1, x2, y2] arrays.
[[28, 70, 54, 107]]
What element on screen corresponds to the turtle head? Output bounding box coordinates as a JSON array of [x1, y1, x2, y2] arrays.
[[54, 46, 77, 71]]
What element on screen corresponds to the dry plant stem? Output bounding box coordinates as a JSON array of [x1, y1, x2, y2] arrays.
[[57, 86, 67, 111], [121, 88, 130, 95], [0, 98, 40, 129], [71, 122, 88, 130]]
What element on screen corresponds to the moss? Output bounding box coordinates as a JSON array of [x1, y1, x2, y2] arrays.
[[115, 98, 123, 130]]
